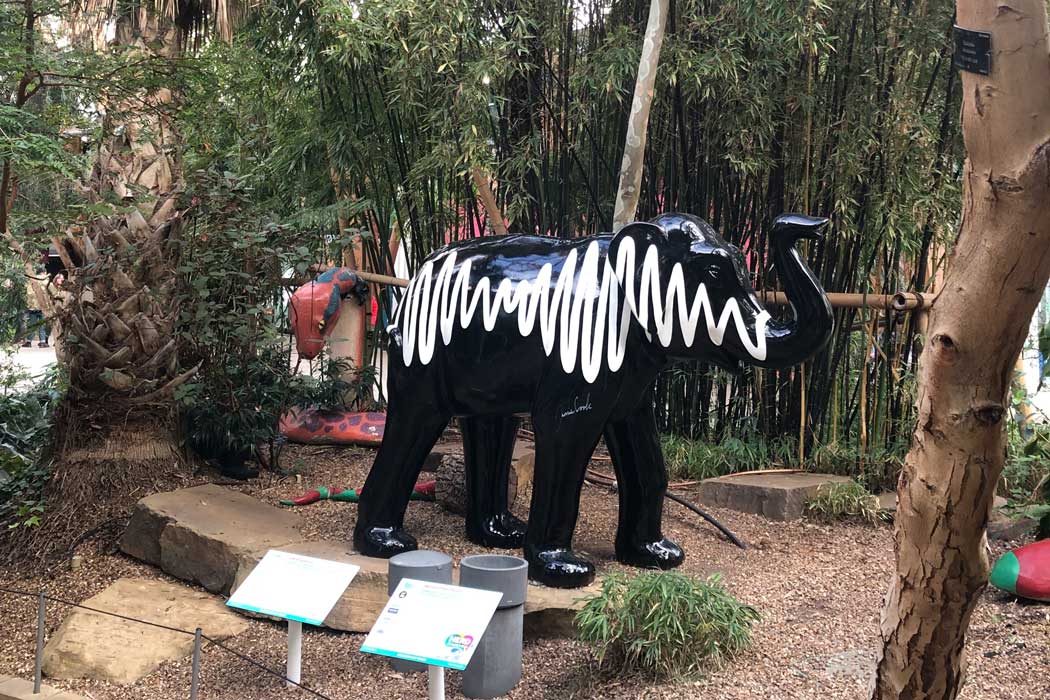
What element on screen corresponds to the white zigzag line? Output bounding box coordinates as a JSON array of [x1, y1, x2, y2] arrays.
[[391, 240, 770, 384]]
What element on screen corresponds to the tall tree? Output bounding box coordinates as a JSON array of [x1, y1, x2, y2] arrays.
[[872, 2, 1050, 698], [11, 2, 237, 562]]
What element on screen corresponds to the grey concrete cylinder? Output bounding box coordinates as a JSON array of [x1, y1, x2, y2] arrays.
[[387, 550, 453, 673], [460, 554, 528, 699]]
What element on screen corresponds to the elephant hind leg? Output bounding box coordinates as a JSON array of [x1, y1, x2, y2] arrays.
[[353, 401, 449, 558], [461, 414, 527, 549]]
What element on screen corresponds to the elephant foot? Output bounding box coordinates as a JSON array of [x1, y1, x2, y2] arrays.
[[467, 512, 528, 549], [354, 525, 418, 559], [616, 537, 685, 570], [526, 547, 596, 588]]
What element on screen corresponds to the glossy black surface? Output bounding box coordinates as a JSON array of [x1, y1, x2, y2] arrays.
[[353, 213, 833, 587]]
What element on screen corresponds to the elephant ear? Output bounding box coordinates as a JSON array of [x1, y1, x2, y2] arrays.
[[608, 221, 681, 338]]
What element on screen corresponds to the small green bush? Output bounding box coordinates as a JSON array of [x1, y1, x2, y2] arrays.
[[0, 354, 63, 528], [804, 480, 880, 524], [575, 571, 759, 680]]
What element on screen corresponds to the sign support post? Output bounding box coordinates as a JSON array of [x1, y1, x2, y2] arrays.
[[287, 620, 303, 688], [227, 550, 360, 691], [427, 664, 444, 700], [361, 577, 501, 700]]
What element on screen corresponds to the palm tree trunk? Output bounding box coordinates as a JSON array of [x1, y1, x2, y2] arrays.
[[11, 14, 193, 564]]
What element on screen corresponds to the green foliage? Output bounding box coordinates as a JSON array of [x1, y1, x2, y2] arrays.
[[661, 433, 794, 481], [661, 432, 904, 493], [804, 481, 881, 525], [174, 169, 358, 462], [1001, 416, 1050, 535], [0, 257, 28, 344], [576, 571, 759, 680], [0, 354, 63, 529], [169, 0, 962, 455]]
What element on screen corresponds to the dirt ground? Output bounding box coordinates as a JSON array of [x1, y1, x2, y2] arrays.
[[1, 442, 1047, 700]]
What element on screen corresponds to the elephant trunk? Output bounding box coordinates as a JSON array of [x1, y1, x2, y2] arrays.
[[753, 214, 834, 369]]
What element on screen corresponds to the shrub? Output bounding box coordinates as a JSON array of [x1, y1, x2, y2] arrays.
[[804, 480, 880, 524], [0, 354, 63, 528], [660, 433, 793, 481], [575, 571, 759, 680], [174, 170, 362, 473]]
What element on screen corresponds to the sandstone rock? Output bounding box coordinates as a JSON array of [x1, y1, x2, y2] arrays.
[[511, 441, 535, 493], [699, 472, 854, 521], [41, 578, 247, 684], [121, 485, 587, 638], [523, 579, 599, 638], [0, 675, 90, 700], [988, 514, 1037, 541], [229, 541, 389, 633], [120, 484, 303, 593]]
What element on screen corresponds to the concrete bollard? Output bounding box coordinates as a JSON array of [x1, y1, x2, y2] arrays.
[[459, 554, 528, 698], [387, 550, 453, 673]]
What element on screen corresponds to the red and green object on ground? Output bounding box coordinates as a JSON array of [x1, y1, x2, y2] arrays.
[[281, 480, 436, 507], [989, 539, 1050, 602]]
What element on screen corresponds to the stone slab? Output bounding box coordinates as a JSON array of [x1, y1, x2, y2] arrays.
[[120, 483, 303, 593], [0, 676, 85, 700], [41, 578, 247, 685], [122, 485, 591, 638], [699, 472, 854, 521], [511, 442, 535, 493]]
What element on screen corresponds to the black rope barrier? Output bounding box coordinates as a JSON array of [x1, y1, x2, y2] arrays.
[[0, 585, 334, 700]]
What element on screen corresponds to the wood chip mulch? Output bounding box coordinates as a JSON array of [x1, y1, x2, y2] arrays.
[[1, 442, 1047, 699]]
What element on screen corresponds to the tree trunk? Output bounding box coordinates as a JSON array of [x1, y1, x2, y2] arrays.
[[871, 3, 1050, 698], [611, 0, 668, 230], [8, 15, 192, 565]]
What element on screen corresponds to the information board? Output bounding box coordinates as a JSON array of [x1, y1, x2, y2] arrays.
[[227, 550, 360, 626], [361, 579, 502, 670]]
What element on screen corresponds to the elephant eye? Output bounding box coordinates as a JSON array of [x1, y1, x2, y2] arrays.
[[706, 264, 721, 280]]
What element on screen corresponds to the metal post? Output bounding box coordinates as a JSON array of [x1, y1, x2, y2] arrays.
[[190, 628, 202, 700], [427, 664, 445, 700], [286, 620, 303, 688], [33, 591, 45, 694]]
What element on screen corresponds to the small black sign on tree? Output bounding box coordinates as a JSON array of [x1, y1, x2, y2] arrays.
[[954, 25, 991, 75]]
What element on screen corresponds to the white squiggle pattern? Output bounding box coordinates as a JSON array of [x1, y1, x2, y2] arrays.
[[391, 240, 771, 384]]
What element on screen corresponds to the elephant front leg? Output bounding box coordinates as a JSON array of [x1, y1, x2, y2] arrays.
[[461, 414, 527, 548], [604, 392, 684, 571]]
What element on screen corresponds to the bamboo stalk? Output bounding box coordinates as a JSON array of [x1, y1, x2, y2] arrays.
[[282, 273, 934, 314], [471, 168, 508, 235]]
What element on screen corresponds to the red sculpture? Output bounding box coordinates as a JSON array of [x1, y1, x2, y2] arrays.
[[990, 538, 1050, 602]]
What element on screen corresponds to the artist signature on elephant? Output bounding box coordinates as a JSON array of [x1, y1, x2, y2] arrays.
[[560, 394, 593, 418]]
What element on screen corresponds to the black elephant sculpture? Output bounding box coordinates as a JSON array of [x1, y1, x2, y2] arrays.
[[350, 213, 834, 587]]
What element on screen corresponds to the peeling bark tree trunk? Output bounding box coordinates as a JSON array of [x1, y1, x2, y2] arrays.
[[871, 3, 1050, 699]]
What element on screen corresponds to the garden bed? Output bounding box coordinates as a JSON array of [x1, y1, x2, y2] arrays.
[[0, 443, 1046, 699]]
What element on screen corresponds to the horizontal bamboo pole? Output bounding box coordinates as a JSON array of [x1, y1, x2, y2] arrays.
[[283, 273, 930, 311], [759, 290, 928, 311]]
